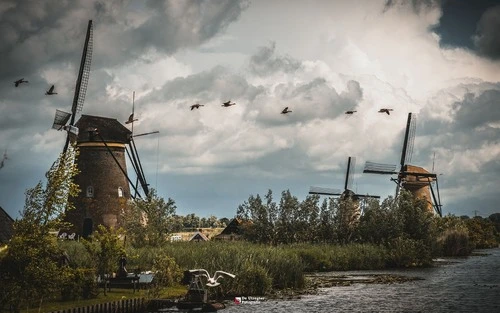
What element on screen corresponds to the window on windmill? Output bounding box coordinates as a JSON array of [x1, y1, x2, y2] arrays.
[[118, 187, 123, 197], [86, 186, 94, 198]]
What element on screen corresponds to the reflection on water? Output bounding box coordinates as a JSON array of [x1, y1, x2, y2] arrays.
[[225, 248, 500, 313]]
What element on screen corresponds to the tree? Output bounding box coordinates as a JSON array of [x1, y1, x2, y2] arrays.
[[0, 147, 79, 312], [83, 225, 125, 276], [122, 189, 177, 247]]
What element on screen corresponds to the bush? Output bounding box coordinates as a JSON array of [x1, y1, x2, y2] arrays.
[[233, 263, 272, 295], [386, 237, 432, 267], [60, 268, 98, 301], [437, 229, 471, 256]]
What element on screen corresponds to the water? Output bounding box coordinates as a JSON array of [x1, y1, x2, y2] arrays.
[[224, 248, 500, 313]]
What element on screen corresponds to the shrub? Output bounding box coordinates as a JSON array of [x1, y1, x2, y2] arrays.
[[438, 229, 471, 256]]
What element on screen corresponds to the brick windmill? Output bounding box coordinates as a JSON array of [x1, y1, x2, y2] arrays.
[[309, 156, 380, 201], [51, 21, 151, 238], [363, 113, 442, 216]]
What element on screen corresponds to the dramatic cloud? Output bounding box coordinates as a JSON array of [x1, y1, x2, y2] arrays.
[[473, 5, 500, 60], [1, 0, 499, 220]]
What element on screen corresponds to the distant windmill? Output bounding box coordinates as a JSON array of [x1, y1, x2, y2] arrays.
[[309, 156, 380, 201], [363, 113, 442, 216]]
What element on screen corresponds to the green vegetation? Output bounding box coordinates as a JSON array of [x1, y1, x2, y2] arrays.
[[1, 149, 499, 313]]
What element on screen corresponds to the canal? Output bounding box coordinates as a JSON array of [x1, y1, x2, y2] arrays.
[[225, 248, 500, 313]]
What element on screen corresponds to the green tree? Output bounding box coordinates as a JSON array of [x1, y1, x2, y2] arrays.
[[0, 147, 79, 312], [122, 189, 177, 247], [82, 225, 125, 280]]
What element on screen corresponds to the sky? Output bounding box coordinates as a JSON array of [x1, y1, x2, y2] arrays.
[[1, 0, 499, 220]]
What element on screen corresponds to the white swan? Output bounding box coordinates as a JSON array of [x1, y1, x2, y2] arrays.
[[189, 269, 236, 287]]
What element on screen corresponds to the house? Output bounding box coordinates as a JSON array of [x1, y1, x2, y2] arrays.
[[0, 206, 14, 245], [189, 230, 209, 242], [214, 218, 247, 241]]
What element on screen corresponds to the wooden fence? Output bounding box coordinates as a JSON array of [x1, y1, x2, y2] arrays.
[[48, 298, 146, 313]]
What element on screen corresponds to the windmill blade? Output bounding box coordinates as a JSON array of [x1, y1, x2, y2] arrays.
[[363, 161, 398, 174], [52, 109, 72, 130], [346, 156, 356, 191], [405, 114, 417, 165], [309, 186, 342, 196], [353, 193, 380, 199], [63, 20, 93, 153]]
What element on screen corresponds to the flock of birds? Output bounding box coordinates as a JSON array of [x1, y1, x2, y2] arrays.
[[190, 101, 393, 116], [14, 77, 395, 119], [14, 78, 57, 95]]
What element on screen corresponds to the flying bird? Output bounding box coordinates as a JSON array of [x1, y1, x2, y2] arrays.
[[125, 113, 138, 124], [14, 78, 28, 87], [0, 150, 8, 170], [190, 103, 204, 110], [45, 85, 57, 95], [345, 110, 357, 115], [222, 100, 236, 107], [188, 269, 236, 287], [281, 107, 292, 114], [378, 108, 393, 115]]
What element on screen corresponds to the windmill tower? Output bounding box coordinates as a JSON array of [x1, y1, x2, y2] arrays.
[[51, 21, 150, 238], [363, 113, 442, 216], [309, 156, 380, 215]]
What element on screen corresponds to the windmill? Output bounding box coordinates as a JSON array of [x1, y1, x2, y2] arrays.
[[51, 20, 93, 152], [363, 113, 442, 216], [309, 156, 380, 201]]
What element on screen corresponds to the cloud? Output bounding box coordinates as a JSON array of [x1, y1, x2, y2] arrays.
[[248, 41, 302, 76], [473, 5, 500, 60]]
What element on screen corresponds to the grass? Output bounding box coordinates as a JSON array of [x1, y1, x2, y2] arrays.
[[24, 285, 187, 313]]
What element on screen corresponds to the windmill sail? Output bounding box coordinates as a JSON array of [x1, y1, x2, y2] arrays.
[[52, 109, 72, 130], [63, 20, 93, 153], [310, 156, 379, 199]]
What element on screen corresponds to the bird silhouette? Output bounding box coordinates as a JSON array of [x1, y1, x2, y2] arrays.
[[125, 113, 138, 124], [222, 100, 236, 107], [0, 150, 8, 170], [45, 85, 57, 95], [281, 107, 292, 114], [188, 269, 236, 287], [14, 78, 28, 87], [345, 110, 357, 115], [378, 108, 393, 115], [190, 103, 204, 110]]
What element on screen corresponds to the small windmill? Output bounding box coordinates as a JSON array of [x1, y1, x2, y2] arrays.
[[309, 156, 380, 200], [51, 20, 93, 152], [363, 113, 442, 216]]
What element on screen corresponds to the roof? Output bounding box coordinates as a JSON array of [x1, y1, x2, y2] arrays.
[[219, 218, 244, 235], [75, 115, 132, 144], [189, 231, 209, 242], [0, 206, 14, 244]]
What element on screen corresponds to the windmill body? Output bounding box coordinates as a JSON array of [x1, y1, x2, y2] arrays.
[[64, 115, 132, 237]]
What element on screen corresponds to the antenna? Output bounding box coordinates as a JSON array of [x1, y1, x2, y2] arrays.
[[63, 20, 93, 153], [131, 91, 135, 134], [432, 152, 436, 173]]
